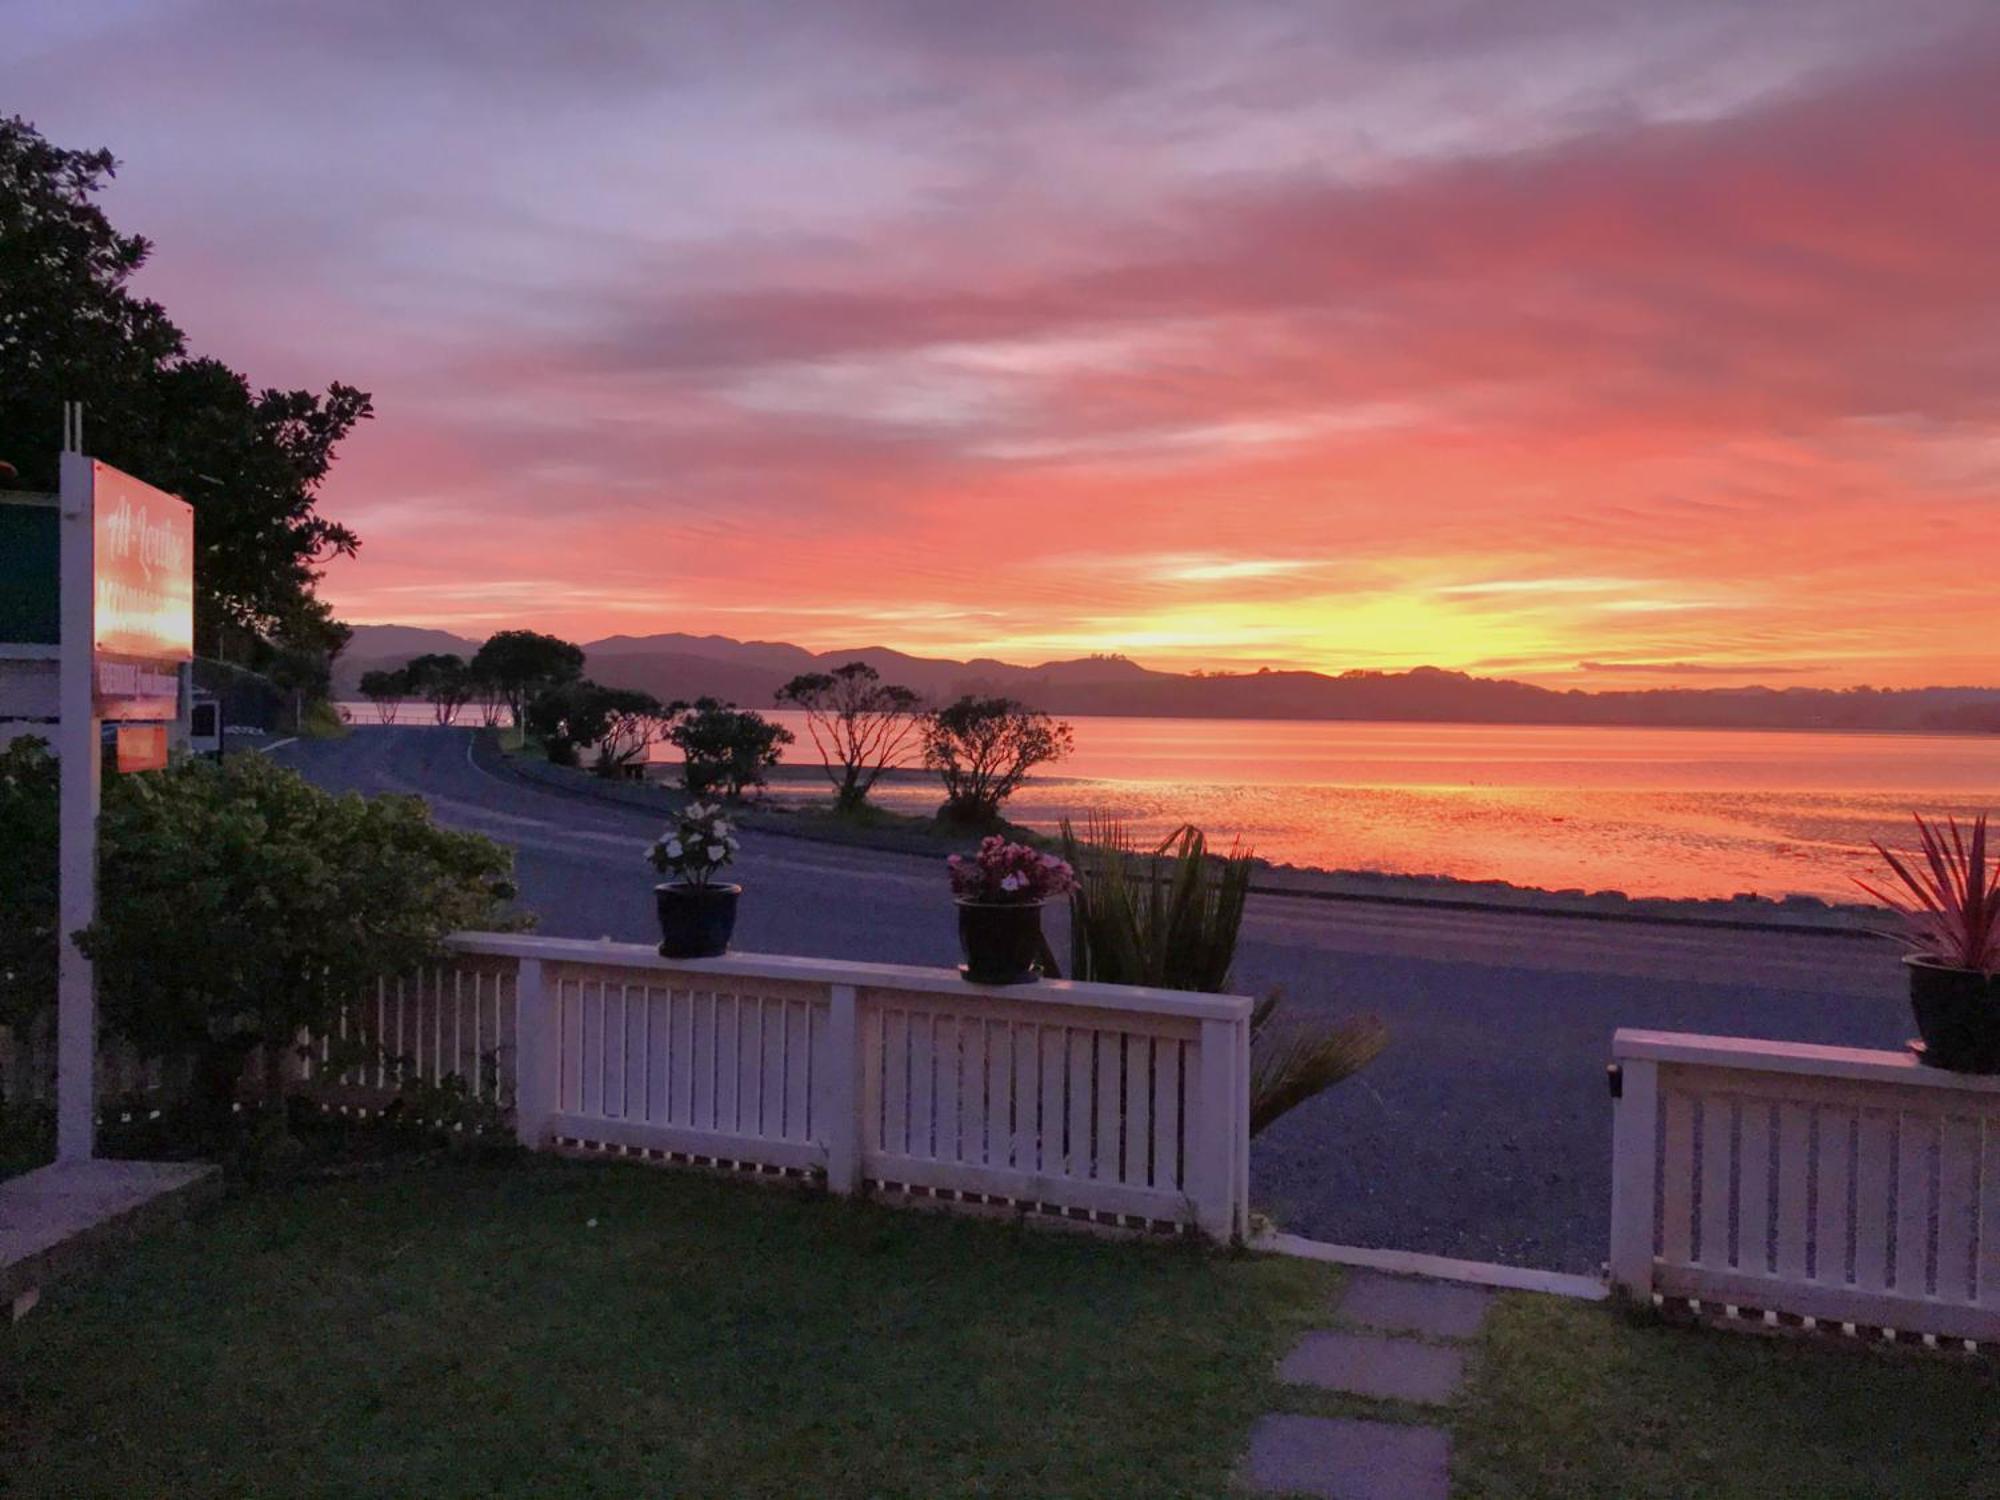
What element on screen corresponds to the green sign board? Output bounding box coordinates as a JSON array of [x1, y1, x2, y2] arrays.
[[0, 499, 59, 645]]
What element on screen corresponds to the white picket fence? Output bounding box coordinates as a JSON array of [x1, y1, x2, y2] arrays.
[[1610, 1029, 2000, 1343], [451, 934, 1252, 1236]]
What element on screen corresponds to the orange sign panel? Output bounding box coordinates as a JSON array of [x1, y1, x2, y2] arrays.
[[115, 723, 169, 773], [92, 461, 194, 662]]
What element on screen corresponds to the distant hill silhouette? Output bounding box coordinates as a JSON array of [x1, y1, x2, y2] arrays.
[[334, 625, 2000, 733]]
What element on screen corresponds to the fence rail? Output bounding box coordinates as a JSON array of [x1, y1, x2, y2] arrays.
[[1610, 1029, 2000, 1344]]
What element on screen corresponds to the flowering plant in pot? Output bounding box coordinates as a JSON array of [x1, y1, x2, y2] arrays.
[[1856, 812, 1999, 1073], [648, 802, 742, 958], [947, 836, 1077, 984]]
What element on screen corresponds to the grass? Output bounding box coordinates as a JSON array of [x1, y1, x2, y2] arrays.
[[0, 1160, 1336, 1499], [1449, 1294, 1999, 1499]]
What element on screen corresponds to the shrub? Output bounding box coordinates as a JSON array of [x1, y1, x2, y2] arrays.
[[78, 753, 521, 1119], [922, 696, 1072, 825], [0, 736, 58, 1031], [668, 698, 793, 800]]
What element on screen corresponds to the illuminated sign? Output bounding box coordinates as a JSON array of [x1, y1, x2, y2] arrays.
[[92, 462, 193, 663], [115, 723, 168, 773]]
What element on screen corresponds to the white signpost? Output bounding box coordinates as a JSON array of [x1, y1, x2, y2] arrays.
[[55, 410, 194, 1162]]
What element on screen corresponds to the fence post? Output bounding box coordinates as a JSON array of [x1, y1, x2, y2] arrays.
[[1191, 1016, 1247, 1242], [513, 958, 554, 1151], [1608, 1047, 1659, 1297], [821, 983, 863, 1194]]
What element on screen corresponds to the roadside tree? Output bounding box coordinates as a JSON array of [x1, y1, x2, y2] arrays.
[[669, 699, 794, 800], [404, 653, 472, 726], [357, 668, 410, 723], [776, 662, 923, 812], [470, 630, 585, 728], [922, 696, 1073, 824]]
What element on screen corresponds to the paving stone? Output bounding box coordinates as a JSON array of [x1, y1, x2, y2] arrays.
[[1239, 1414, 1451, 1500], [1278, 1329, 1466, 1404], [1338, 1270, 1492, 1340]]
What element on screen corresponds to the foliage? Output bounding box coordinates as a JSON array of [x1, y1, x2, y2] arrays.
[[775, 661, 923, 811], [357, 666, 410, 723], [0, 116, 370, 655], [946, 836, 1078, 904], [1856, 812, 1999, 973], [403, 652, 472, 726], [1059, 816, 1386, 1136], [648, 801, 742, 888], [0, 1162, 1341, 1497], [524, 679, 671, 773], [470, 630, 585, 727], [76, 754, 520, 1112], [921, 696, 1073, 825], [0, 736, 58, 1030], [669, 697, 794, 800]]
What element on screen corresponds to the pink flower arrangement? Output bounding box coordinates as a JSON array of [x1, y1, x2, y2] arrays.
[[947, 836, 1079, 904]]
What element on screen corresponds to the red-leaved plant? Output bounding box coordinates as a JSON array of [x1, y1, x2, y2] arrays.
[[1855, 813, 2000, 974]]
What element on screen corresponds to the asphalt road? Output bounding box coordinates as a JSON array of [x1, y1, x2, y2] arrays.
[[273, 727, 1909, 1273]]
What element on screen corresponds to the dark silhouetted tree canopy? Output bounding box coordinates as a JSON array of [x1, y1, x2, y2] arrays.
[[0, 115, 370, 657]]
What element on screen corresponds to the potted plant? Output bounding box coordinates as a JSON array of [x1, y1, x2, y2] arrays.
[[1857, 812, 1999, 1073], [947, 836, 1077, 985], [649, 802, 742, 959]]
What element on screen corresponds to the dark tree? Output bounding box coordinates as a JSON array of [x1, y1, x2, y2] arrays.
[[403, 653, 472, 726], [0, 736, 58, 1030], [922, 696, 1074, 824], [0, 116, 370, 657], [358, 667, 411, 724], [469, 630, 585, 728], [669, 698, 794, 800], [775, 661, 923, 812], [524, 679, 670, 773]]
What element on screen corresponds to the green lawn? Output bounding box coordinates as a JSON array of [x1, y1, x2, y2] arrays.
[[5, 1161, 1994, 1499], [0, 1160, 1335, 1499], [1450, 1293, 1999, 1500]]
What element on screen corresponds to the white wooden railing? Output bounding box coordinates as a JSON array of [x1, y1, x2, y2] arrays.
[[442, 934, 1253, 1238], [1610, 1029, 2000, 1344]]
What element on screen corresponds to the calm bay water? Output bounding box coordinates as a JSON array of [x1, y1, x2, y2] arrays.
[[819, 717, 2000, 903], [341, 703, 2000, 902]]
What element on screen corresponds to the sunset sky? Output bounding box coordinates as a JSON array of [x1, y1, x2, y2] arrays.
[[5, 1, 1997, 689]]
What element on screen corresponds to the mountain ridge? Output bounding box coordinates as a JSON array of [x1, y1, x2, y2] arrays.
[[331, 624, 2000, 733]]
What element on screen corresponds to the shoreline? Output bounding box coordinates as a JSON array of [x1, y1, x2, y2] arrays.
[[479, 734, 1884, 938]]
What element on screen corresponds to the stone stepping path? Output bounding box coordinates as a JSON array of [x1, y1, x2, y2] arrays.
[[1240, 1269, 1493, 1500]]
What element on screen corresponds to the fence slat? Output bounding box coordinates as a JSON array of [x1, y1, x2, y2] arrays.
[[1736, 1099, 1771, 1272], [1893, 1112, 1934, 1296], [930, 1015, 960, 1162], [1936, 1117, 1980, 1305], [1773, 1102, 1811, 1279], [960, 1018, 988, 1166], [1812, 1107, 1853, 1285], [1660, 1091, 1696, 1265], [1697, 1093, 1734, 1269], [1853, 1110, 1895, 1292], [1012, 1024, 1039, 1173]]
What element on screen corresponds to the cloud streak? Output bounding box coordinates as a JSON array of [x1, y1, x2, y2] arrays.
[[2, 1, 1996, 687]]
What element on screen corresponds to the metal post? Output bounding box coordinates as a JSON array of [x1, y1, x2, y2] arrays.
[[56, 448, 98, 1162]]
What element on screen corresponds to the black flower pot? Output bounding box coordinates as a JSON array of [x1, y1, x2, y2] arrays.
[[655, 882, 741, 959], [956, 899, 1047, 985], [1907, 957, 2000, 1074]]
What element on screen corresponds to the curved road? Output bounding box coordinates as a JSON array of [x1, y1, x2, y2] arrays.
[[275, 728, 1907, 1273]]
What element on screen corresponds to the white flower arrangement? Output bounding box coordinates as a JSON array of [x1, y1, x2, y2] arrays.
[[648, 800, 742, 888]]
